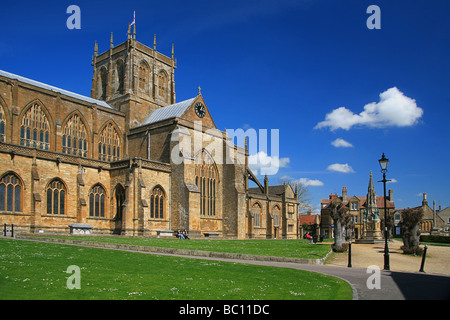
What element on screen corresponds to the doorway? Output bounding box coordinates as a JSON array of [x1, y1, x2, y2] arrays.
[[113, 184, 125, 235]]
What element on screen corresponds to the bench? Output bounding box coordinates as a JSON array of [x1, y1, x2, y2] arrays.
[[157, 230, 174, 238], [203, 232, 220, 238]]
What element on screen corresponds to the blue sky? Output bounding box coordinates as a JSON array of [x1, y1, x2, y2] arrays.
[[1, 0, 449, 213]]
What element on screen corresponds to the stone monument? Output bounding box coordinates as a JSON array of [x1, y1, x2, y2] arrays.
[[361, 171, 383, 242]]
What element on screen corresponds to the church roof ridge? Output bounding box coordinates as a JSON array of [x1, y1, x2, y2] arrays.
[[0, 69, 116, 110], [140, 97, 196, 126]]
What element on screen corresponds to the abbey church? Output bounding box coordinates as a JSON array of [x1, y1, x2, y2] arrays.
[[0, 25, 299, 239]]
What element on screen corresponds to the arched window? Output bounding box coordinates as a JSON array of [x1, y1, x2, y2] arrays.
[[0, 173, 22, 212], [100, 67, 108, 100], [150, 186, 165, 219], [62, 114, 88, 157], [272, 206, 280, 226], [0, 105, 6, 142], [20, 102, 50, 150], [252, 203, 261, 227], [46, 179, 66, 215], [98, 123, 121, 162], [195, 150, 217, 217], [157, 70, 169, 102], [138, 61, 150, 93], [116, 60, 125, 94], [89, 184, 105, 217]]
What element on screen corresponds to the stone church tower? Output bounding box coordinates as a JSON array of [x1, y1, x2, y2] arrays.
[[90, 24, 176, 132]]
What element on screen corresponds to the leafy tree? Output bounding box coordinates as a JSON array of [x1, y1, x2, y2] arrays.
[[400, 207, 424, 255]]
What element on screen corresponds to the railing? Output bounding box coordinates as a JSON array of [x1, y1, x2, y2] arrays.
[[2, 223, 14, 237]]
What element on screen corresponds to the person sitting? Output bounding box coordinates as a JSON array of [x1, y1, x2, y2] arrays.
[[182, 229, 190, 240], [305, 232, 313, 244]]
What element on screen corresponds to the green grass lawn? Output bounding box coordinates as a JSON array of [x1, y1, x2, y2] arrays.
[[0, 238, 352, 300], [36, 236, 331, 259]]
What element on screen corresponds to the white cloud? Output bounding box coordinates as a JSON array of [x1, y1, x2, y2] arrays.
[[331, 138, 354, 148], [248, 151, 290, 175], [388, 178, 398, 183], [314, 87, 423, 131], [279, 176, 324, 187], [327, 163, 355, 173], [297, 178, 324, 187]]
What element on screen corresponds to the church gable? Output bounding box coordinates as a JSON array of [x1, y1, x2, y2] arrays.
[[180, 95, 216, 129], [140, 94, 217, 129]]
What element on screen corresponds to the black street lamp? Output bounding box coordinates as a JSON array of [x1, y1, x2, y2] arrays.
[[378, 153, 391, 270]]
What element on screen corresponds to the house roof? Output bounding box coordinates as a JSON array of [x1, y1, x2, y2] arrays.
[[299, 215, 320, 225], [248, 185, 288, 196], [0, 69, 116, 110], [321, 196, 395, 209], [140, 97, 196, 126]]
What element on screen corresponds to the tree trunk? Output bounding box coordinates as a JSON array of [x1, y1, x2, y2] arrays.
[[334, 219, 344, 247], [401, 207, 423, 255]]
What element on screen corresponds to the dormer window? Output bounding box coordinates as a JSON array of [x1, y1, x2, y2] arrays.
[[351, 202, 358, 210]]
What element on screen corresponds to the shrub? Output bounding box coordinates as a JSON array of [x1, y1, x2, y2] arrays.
[[420, 235, 450, 244]]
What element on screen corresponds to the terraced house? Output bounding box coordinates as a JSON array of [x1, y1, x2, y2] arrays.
[[0, 27, 299, 239]]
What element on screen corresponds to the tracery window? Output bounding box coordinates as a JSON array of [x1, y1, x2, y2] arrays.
[[62, 114, 88, 157], [150, 186, 165, 219], [272, 206, 280, 226], [98, 123, 120, 162], [0, 105, 6, 142], [157, 70, 169, 102], [100, 67, 108, 100], [20, 103, 50, 150], [195, 150, 217, 217], [116, 60, 125, 94], [46, 180, 66, 215], [252, 203, 261, 227], [138, 61, 150, 93], [0, 173, 22, 212], [89, 184, 105, 217]]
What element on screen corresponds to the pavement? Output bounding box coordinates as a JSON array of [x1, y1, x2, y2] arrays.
[[142, 248, 450, 300], [125, 239, 450, 300], [6, 236, 450, 300], [91, 239, 450, 300]]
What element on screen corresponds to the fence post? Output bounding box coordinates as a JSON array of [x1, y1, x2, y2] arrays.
[[3, 223, 6, 237], [419, 244, 428, 272], [11, 224, 14, 238], [347, 241, 352, 268]]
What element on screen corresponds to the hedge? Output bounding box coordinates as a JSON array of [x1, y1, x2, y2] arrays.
[[420, 235, 450, 244]]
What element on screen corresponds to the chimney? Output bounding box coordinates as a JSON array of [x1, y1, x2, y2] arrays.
[[433, 200, 436, 227], [329, 193, 337, 200], [342, 186, 347, 202], [389, 189, 393, 202]]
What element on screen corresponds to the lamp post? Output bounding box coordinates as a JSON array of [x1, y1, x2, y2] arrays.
[[378, 153, 391, 270]]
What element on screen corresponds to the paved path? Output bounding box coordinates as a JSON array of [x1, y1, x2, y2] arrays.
[[70, 240, 449, 300], [8, 236, 450, 300], [328, 240, 450, 276], [137, 249, 450, 300]]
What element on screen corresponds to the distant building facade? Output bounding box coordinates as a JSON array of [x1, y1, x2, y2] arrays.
[[320, 171, 395, 239], [392, 193, 448, 236]]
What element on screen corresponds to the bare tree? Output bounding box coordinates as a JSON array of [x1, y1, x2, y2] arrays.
[[401, 207, 424, 255], [278, 179, 312, 214]]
